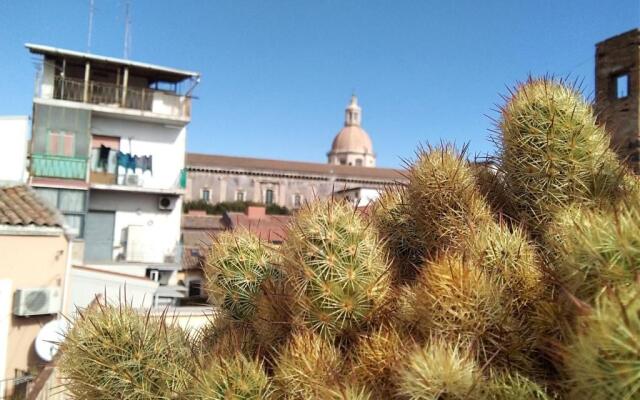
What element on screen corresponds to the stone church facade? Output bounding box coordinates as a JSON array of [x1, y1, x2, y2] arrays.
[[185, 96, 406, 208]]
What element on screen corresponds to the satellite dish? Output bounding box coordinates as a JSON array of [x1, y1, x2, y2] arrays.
[[35, 319, 68, 362]]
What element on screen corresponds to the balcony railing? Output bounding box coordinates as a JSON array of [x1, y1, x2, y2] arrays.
[[48, 76, 191, 119], [31, 153, 87, 180]]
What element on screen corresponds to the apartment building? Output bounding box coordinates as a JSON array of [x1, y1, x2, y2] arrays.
[[26, 44, 199, 307]]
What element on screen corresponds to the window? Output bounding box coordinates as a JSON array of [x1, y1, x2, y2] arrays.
[[265, 189, 274, 205], [355, 159, 363, 166], [236, 191, 245, 202], [616, 74, 629, 99], [189, 280, 202, 297], [34, 188, 86, 237], [202, 189, 210, 202], [47, 130, 75, 157], [294, 194, 302, 208]]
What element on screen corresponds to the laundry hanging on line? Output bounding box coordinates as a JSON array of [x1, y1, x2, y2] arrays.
[[97, 145, 110, 169], [116, 151, 152, 174]]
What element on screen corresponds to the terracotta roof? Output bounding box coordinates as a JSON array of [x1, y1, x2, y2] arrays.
[[224, 212, 291, 243], [0, 185, 62, 227], [182, 214, 226, 231], [186, 153, 407, 183]]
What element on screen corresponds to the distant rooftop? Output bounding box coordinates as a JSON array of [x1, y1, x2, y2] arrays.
[[26, 43, 200, 83], [186, 153, 407, 183]]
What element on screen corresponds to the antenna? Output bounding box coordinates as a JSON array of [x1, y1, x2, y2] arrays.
[[87, 0, 95, 52], [123, 0, 132, 59]]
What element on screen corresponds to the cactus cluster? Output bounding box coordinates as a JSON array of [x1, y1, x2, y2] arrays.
[[59, 77, 640, 399]]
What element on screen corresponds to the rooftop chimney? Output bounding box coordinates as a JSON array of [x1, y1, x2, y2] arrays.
[[246, 206, 266, 219]]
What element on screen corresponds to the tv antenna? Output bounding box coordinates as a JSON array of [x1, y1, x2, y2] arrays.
[[123, 0, 132, 59], [87, 0, 95, 52]]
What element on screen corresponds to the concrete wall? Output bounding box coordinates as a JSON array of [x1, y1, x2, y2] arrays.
[[0, 117, 29, 184], [89, 190, 182, 263], [0, 232, 68, 383], [68, 266, 158, 312], [91, 116, 186, 190]]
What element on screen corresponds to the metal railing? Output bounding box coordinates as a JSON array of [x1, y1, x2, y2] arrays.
[[31, 154, 87, 180], [50, 76, 190, 119]]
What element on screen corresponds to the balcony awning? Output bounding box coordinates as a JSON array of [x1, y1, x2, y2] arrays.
[[26, 43, 200, 83]]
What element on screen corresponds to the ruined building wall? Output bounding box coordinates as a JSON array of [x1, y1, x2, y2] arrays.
[[595, 29, 640, 171]]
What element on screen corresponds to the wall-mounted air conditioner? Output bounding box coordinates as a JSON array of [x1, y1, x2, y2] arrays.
[[158, 196, 177, 211], [13, 287, 61, 316]]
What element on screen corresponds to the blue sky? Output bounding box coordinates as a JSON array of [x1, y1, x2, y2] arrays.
[[1, 1, 639, 168]]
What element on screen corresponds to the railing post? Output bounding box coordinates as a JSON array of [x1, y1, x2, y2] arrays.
[[121, 67, 129, 107], [60, 58, 66, 100], [82, 61, 91, 103]]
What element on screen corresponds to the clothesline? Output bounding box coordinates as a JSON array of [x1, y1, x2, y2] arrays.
[[97, 144, 153, 174]]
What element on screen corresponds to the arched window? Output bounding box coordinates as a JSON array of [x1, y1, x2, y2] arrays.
[[355, 159, 363, 167], [294, 194, 302, 207]]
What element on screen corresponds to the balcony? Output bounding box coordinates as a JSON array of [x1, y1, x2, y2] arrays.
[[31, 154, 87, 180], [38, 76, 191, 121]]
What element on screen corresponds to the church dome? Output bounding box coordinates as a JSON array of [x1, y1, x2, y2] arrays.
[[329, 95, 374, 155], [331, 125, 374, 154]]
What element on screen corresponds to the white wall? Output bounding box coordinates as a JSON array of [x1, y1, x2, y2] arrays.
[[68, 267, 158, 313], [89, 191, 182, 264], [91, 116, 186, 190], [334, 187, 381, 207], [0, 117, 28, 184]]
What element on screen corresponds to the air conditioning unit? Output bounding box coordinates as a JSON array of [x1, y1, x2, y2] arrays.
[[13, 287, 61, 317], [125, 174, 140, 186], [158, 196, 177, 211]]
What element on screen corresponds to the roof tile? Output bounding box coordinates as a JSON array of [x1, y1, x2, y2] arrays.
[[0, 185, 63, 227]]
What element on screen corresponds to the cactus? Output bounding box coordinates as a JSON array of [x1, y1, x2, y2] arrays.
[[546, 205, 640, 302], [408, 252, 541, 374], [328, 385, 374, 400], [204, 228, 278, 321], [282, 199, 391, 340], [57, 77, 640, 399], [371, 186, 425, 283], [407, 144, 493, 257], [565, 284, 640, 399], [395, 338, 481, 400], [59, 302, 194, 400], [349, 324, 412, 397], [483, 371, 551, 400], [191, 354, 273, 399], [273, 329, 343, 399], [469, 222, 545, 306], [497, 77, 629, 233], [194, 315, 258, 359]]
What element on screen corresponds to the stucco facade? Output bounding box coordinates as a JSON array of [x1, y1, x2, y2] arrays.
[[186, 153, 405, 209]]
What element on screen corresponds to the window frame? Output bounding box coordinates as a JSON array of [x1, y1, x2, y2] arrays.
[[265, 189, 274, 205], [614, 73, 630, 99], [46, 129, 76, 157], [201, 188, 210, 203]]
